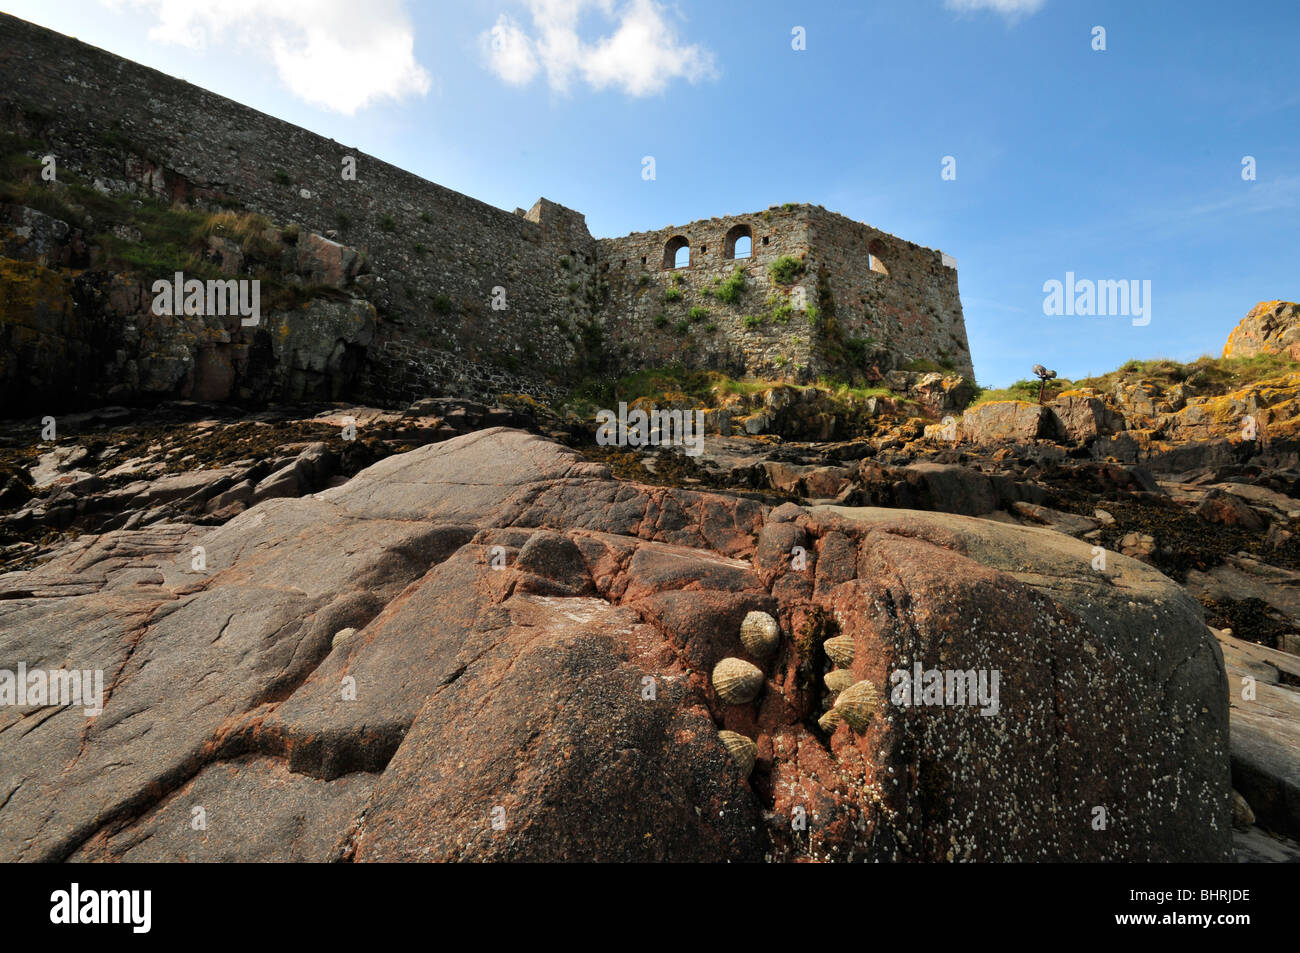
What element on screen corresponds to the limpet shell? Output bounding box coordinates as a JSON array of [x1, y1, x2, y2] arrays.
[[740, 610, 781, 659], [817, 708, 844, 733], [823, 635, 855, 667], [823, 669, 855, 694], [712, 657, 764, 705], [833, 679, 880, 732], [719, 730, 757, 777]]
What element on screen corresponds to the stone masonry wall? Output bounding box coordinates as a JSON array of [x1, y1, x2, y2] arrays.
[[806, 207, 972, 378], [359, 340, 567, 407], [0, 12, 587, 405], [596, 205, 817, 379], [596, 204, 971, 382], [0, 13, 973, 408]]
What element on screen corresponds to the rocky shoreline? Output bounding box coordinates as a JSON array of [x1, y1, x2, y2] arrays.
[[5, 303, 1300, 861], [2, 367, 1298, 858]]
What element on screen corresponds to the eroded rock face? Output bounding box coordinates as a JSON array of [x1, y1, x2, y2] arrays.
[[1213, 629, 1300, 840], [808, 507, 1231, 859], [886, 371, 976, 417], [1224, 301, 1300, 361], [1052, 392, 1125, 442], [960, 401, 1050, 443], [0, 202, 376, 413], [0, 428, 1232, 861]]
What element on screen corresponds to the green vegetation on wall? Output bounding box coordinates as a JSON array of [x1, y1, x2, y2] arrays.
[[707, 267, 747, 304], [768, 255, 805, 285]]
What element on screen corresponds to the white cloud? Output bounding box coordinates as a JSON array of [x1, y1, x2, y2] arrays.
[[944, 0, 1046, 20], [484, 14, 540, 86], [482, 0, 717, 97], [102, 0, 432, 114]]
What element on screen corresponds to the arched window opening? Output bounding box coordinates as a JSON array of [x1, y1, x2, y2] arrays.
[[867, 239, 890, 277], [664, 235, 690, 269], [724, 224, 752, 260]]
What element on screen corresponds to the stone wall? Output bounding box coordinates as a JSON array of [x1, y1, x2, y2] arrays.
[[806, 207, 972, 378], [596, 205, 817, 379], [0, 12, 584, 406], [595, 203, 971, 382], [0, 12, 974, 411], [359, 339, 567, 407]]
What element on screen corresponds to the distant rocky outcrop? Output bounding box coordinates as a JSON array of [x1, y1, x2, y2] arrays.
[[945, 372, 1300, 471], [1225, 301, 1300, 361]]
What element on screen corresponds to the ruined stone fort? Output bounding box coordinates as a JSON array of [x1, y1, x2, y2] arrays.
[[0, 14, 972, 412]]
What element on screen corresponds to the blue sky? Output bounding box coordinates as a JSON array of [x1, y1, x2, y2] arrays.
[[2, 0, 1298, 387]]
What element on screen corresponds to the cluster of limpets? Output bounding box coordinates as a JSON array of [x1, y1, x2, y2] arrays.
[[817, 632, 879, 734], [712, 610, 780, 778]]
